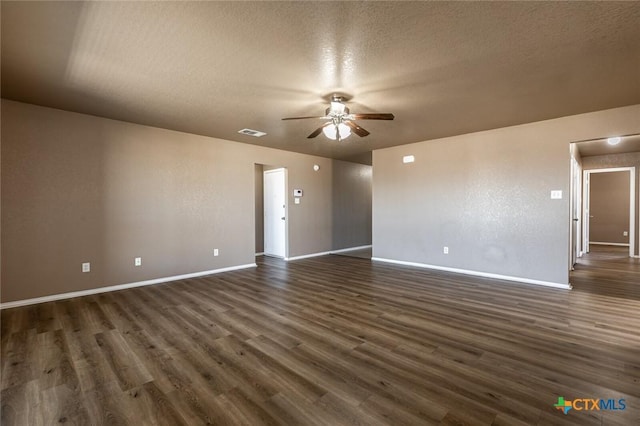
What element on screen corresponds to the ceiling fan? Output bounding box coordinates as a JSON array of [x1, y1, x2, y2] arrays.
[[282, 95, 394, 141]]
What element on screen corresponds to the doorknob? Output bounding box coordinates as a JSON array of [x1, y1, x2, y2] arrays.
[[281, 217, 285, 220], [573, 218, 579, 221]]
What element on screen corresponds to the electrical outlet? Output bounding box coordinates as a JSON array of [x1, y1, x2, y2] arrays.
[[214, 249, 219, 257], [82, 262, 91, 273], [135, 257, 142, 266], [623, 231, 629, 237], [443, 247, 449, 254]]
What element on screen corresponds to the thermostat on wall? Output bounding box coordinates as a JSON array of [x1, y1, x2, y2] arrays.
[[293, 189, 303, 197]]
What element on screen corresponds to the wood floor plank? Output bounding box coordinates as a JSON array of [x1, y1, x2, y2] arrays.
[[134, 381, 190, 426], [263, 392, 330, 426], [166, 386, 230, 425], [94, 330, 153, 392], [212, 334, 326, 404], [359, 393, 441, 425], [0, 381, 40, 425], [38, 382, 91, 425], [247, 334, 372, 407], [35, 329, 80, 391], [65, 329, 119, 393], [1, 246, 639, 425], [82, 381, 132, 425], [1, 329, 38, 389]]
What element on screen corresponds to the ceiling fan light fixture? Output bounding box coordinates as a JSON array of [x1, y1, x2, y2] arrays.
[[282, 95, 393, 140], [322, 122, 351, 140], [329, 101, 346, 115]]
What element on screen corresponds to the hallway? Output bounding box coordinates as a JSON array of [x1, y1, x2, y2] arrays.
[[571, 245, 640, 300]]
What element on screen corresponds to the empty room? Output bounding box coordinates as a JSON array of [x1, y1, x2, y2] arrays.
[[2, 2, 640, 425]]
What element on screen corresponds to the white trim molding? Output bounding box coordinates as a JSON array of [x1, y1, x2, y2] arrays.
[[255, 252, 265, 256], [589, 242, 630, 247], [285, 245, 373, 261], [0, 263, 257, 310], [285, 251, 332, 261], [330, 245, 372, 254], [371, 257, 572, 290]]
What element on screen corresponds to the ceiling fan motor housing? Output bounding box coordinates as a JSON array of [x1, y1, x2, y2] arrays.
[[281, 94, 393, 139]]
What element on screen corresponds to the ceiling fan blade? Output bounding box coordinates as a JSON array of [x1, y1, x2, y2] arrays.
[[307, 122, 331, 138], [282, 116, 327, 121], [345, 121, 370, 137], [351, 113, 395, 120]]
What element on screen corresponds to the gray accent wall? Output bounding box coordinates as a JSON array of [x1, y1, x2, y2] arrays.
[[332, 160, 372, 250], [372, 105, 640, 285], [1, 100, 369, 303], [582, 152, 640, 254]]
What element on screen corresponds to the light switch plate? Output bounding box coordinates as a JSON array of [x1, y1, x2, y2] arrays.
[[551, 190, 563, 199]]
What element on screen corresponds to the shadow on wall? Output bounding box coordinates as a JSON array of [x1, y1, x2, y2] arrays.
[[2, 2, 151, 134], [332, 160, 372, 251], [1, 100, 256, 303]]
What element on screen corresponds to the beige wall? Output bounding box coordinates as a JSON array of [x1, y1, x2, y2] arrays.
[[373, 104, 640, 285], [582, 152, 640, 254], [589, 171, 631, 245], [1, 100, 369, 303]]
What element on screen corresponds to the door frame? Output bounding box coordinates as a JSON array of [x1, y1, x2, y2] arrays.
[[582, 167, 636, 257], [263, 167, 289, 258], [569, 155, 582, 269]]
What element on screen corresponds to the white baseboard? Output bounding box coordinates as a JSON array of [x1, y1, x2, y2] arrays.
[[255, 252, 264, 256], [589, 242, 630, 247], [285, 251, 332, 261], [330, 245, 372, 254], [371, 257, 571, 290], [285, 245, 373, 261], [0, 263, 257, 310]]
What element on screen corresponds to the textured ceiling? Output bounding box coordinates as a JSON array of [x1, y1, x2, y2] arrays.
[[2, 1, 640, 164]]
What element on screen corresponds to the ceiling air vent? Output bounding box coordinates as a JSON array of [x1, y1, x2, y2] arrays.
[[238, 128, 267, 137]]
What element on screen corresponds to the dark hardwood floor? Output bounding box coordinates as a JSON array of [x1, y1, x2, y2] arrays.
[[2, 249, 639, 425]]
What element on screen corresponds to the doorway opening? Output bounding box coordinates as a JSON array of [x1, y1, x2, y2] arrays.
[[255, 165, 288, 259], [568, 134, 640, 287], [582, 167, 635, 258]]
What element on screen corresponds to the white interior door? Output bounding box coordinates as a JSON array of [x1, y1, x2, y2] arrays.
[[264, 169, 286, 257]]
